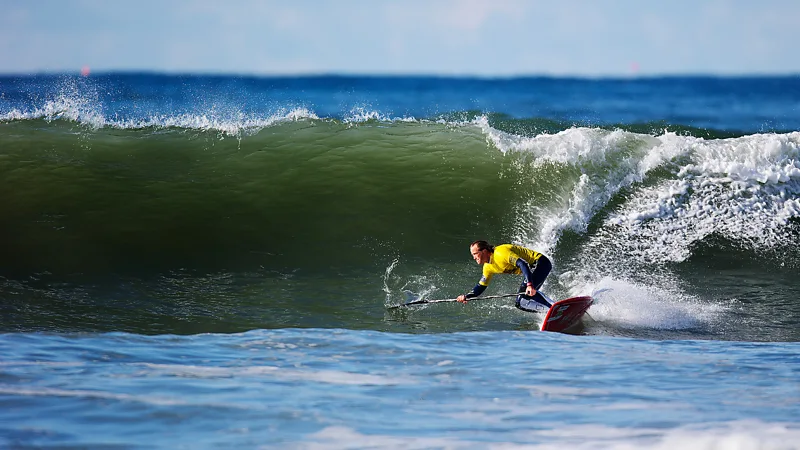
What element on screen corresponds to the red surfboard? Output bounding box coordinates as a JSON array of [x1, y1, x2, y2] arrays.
[[540, 296, 593, 332]]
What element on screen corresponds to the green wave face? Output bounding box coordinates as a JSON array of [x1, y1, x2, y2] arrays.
[[2, 118, 799, 279], [0, 120, 535, 275]]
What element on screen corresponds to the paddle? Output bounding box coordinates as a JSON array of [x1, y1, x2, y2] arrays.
[[387, 293, 521, 309]]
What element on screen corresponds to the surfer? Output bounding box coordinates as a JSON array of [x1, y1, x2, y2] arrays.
[[456, 240, 553, 311]]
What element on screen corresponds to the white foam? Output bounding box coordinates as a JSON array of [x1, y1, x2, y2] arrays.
[[0, 78, 108, 128], [1, 81, 321, 134], [382, 258, 401, 304], [474, 123, 677, 253], [0, 384, 244, 408], [0, 361, 84, 367], [343, 107, 391, 123], [605, 132, 800, 263], [383, 259, 443, 308], [2, 100, 420, 134], [343, 106, 417, 124], [129, 107, 320, 134], [298, 421, 800, 449], [28, 89, 108, 129], [471, 121, 800, 262], [136, 363, 410, 386], [564, 276, 725, 331], [0, 108, 30, 121]]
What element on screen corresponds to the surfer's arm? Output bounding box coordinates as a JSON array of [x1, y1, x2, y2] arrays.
[[465, 284, 487, 299], [457, 283, 487, 303], [516, 258, 537, 296]]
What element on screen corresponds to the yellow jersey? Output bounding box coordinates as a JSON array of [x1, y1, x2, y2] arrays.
[[479, 244, 542, 287]]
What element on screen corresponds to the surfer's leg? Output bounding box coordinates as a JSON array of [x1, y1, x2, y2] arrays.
[[515, 256, 553, 310], [530, 291, 552, 308], [515, 281, 527, 308], [529, 256, 552, 291], [515, 291, 551, 311]]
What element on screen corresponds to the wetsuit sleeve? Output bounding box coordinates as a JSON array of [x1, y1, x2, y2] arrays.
[[465, 266, 492, 298], [465, 283, 487, 299], [516, 258, 533, 284]]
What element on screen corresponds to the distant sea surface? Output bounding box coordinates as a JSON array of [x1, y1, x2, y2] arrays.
[[2, 74, 799, 448]]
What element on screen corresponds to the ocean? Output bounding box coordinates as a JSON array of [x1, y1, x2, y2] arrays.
[[1, 73, 799, 448]]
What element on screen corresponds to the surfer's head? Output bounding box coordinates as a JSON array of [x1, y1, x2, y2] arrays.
[[469, 240, 494, 264]]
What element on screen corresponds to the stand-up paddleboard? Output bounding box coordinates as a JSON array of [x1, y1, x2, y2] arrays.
[[539, 296, 593, 332], [388, 291, 593, 333]]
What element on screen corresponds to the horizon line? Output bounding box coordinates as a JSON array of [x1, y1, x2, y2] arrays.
[[2, 69, 800, 80]]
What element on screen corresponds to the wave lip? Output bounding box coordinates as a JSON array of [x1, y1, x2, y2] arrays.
[[1, 103, 322, 135], [603, 131, 800, 264]]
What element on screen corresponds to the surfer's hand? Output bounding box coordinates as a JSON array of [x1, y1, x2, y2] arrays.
[[525, 285, 537, 297], [457, 294, 468, 303]]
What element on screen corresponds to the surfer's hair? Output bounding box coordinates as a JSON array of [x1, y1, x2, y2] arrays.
[[470, 240, 494, 253]]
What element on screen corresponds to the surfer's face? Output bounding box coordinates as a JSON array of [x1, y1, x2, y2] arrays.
[[470, 245, 490, 264]]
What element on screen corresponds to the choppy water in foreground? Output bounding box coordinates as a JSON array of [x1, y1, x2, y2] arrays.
[[2, 330, 799, 448]]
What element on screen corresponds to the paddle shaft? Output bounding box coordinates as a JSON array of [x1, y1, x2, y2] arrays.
[[388, 292, 520, 309]]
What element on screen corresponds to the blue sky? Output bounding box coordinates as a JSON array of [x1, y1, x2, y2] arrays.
[[1, 0, 798, 76]]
